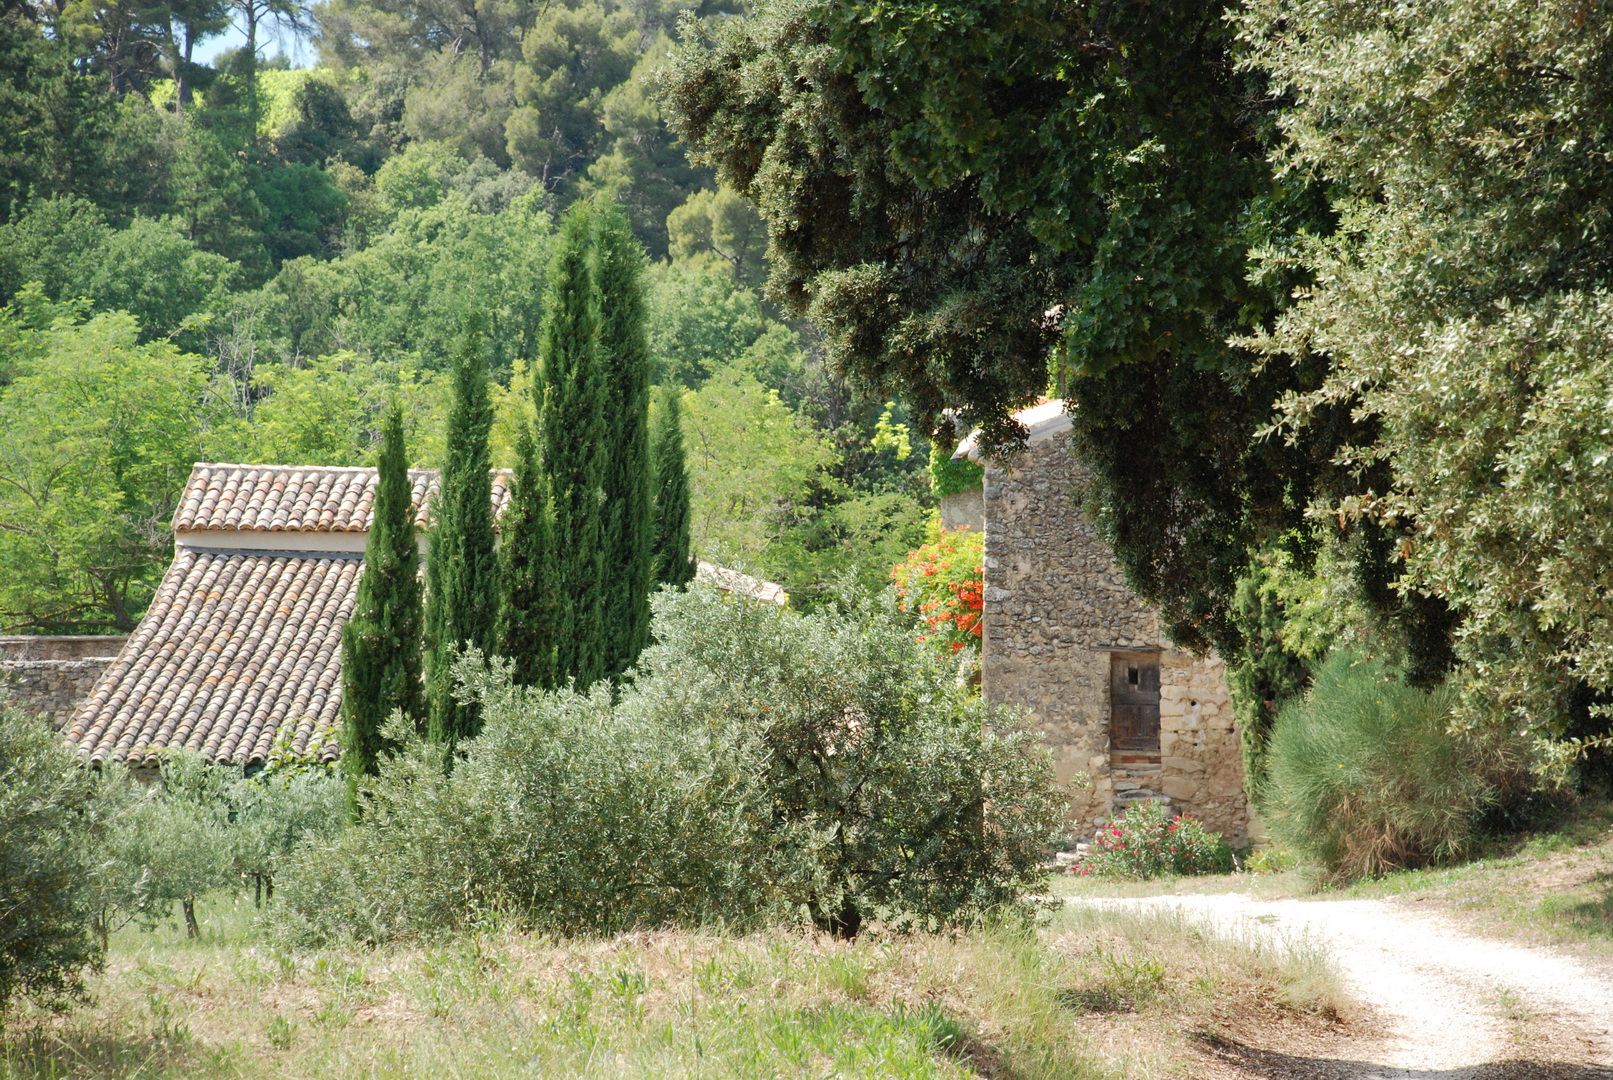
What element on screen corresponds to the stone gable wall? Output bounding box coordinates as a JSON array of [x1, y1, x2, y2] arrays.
[[0, 636, 126, 731], [980, 435, 1249, 840]]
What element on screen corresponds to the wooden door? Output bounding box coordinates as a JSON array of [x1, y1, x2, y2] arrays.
[[1110, 653, 1161, 751]]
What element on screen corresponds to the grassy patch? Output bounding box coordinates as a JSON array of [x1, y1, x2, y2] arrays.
[[0, 895, 1348, 1080]]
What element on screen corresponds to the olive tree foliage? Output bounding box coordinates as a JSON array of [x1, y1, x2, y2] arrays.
[[88, 754, 345, 942], [627, 585, 1064, 938], [271, 585, 1063, 944], [1241, 0, 1613, 745], [661, 0, 1353, 658], [0, 705, 105, 1021]]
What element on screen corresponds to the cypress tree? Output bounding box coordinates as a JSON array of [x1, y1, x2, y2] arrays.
[[340, 406, 424, 815], [595, 203, 654, 678], [496, 426, 557, 689], [425, 315, 499, 753], [538, 201, 607, 688], [650, 383, 695, 589]]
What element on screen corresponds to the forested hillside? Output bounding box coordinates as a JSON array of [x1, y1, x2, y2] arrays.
[[0, 0, 931, 633]]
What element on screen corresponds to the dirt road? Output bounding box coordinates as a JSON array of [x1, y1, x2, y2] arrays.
[[1074, 894, 1613, 1078]]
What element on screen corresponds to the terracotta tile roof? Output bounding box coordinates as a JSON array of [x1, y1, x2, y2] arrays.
[[173, 464, 512, 533], [68, 548, 361, 767]]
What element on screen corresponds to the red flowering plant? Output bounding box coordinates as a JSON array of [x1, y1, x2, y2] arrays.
[[1071, 801, 1233, 879], [890, 527, 985, 663]]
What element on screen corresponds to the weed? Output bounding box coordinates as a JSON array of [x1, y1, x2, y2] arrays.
[[265, 1015, 294, 1050]]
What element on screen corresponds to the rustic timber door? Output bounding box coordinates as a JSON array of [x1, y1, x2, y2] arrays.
[[1110, 653, 1161, 752]]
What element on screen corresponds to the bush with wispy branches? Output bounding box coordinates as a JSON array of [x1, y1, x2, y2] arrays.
[[1262, 652, 1525, 881]]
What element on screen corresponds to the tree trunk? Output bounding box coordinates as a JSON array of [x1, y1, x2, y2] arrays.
[[177, 28, 196, 109], [243, 6, 259, 121], [182, 896, 199, 939]]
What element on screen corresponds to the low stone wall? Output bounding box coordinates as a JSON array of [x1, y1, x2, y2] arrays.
[[0, 636, 126, 730], [980, 434, 1250, 841]]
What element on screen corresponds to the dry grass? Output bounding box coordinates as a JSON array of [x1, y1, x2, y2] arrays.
[[0, 895, 1351, 1080]]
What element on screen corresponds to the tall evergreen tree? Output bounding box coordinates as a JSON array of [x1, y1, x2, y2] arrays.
[[538, 200, 607, 687], [595, 202, 654, 678], [497, 426, 557, 689], [425, 315, 499, 753], [340, 406, 424, 814], [650, 383, 695, 589]]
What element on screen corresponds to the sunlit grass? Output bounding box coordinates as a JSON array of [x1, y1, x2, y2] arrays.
[[0, 896, 1348, 1080]]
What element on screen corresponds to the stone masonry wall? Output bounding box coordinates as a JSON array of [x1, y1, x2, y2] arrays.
[[0, 636, 127, 731], [980, 435, 1250, 840]]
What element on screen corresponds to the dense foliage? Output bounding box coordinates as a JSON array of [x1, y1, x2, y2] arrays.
[[650, 383, 695, 588], [663, 0, 1341, 656], [497, 427, 558, 689], [663, 0, 1613, 787], [539, 203, 608, 688], [596, 203, 656, 678], [0, 0, 934, 634], [273, 585, 1064, 943], [1242, 0, 1613, 743], [424, 321, 499, 748]]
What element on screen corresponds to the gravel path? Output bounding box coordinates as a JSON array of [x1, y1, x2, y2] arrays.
[[1073, 894, 1613, 1077]]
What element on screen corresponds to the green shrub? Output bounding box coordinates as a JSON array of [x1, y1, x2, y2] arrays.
[[272, 585, 1064, 943], [1261, 651, 1506, 881], [272, 676, 798, 944], [1071, 802, 1232, 879], [0, 704, 105, 1019], [629, 585, 1063, 937]]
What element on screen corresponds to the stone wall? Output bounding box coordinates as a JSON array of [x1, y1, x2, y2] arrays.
[[980, 434, 1250, 840], [939, 487, 985, 531], [0, 636, 126, 731]]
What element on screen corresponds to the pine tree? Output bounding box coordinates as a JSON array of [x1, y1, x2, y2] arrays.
[[425, 315, 499, 753], [650, 383, 695, 589], [595, 202, 654, 678], [340, 406, 424, 815], [497, 426, 557, 689], [538, 200, 607, 688]]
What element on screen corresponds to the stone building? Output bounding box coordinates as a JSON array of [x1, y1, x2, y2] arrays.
[[952, 401, 1250, 840]]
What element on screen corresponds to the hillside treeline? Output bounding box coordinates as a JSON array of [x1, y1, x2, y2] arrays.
[[0, 0, 931, 633]]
